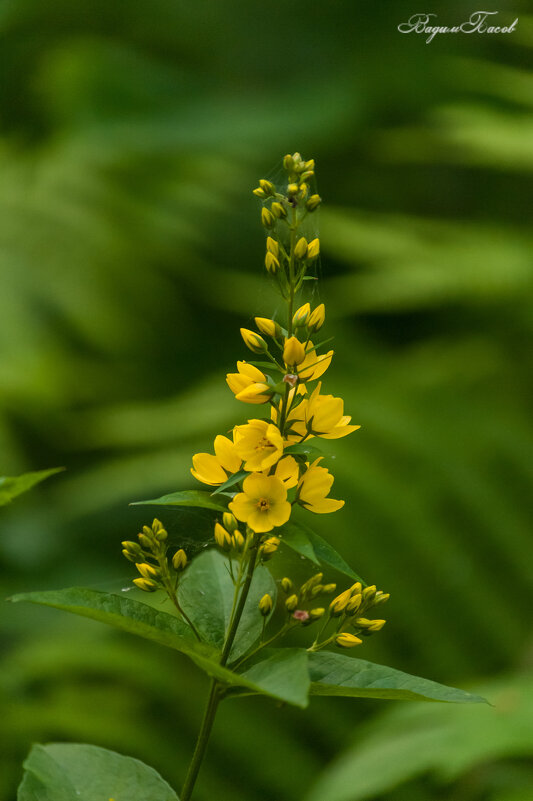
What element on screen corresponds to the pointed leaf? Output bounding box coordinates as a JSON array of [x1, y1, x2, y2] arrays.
[[308, 652, 487, 703], [211, 469, 248, 495], [281, 521, 320, 564], [236, 648, 310, 708], [0, 468, 64, 507], [18, 742, 179, 801], [178, 550, 276, 662], [131, 489, 228, 512], [282, 520, 363, 581]]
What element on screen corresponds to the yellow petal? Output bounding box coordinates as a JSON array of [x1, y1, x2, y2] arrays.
[[214, 435, 241, 474], [191, 453, 227, 486], [274, 455, 299, 488]]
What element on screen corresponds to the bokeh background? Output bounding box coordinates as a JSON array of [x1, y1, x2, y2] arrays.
[[2, 1, 533, 799]]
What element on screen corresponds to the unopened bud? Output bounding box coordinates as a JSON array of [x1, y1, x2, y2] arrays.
[[253, 187, 266, 198], [222, 512, 238, 532], [307, 303, 325, 333], [133, 578, 158, 593], [309, 607, 325, 620], [362, 585, 377, 603], [288, 182, 299, 195], [294, 237, 308, 260], [310, 585, 324, 598], [283, 336, 306, 366], [335, 632, 362, 648], [301, 170, 314, 182], [373, 592, 390, 606], [232, 530, 245, 550], [138, 533, 152, 549], [259, 593, 273, 616], [255, 317, 282, 339], [323, 583, 337, 594], [283, 154, 295, 171], [307, 238, 320, 260], [329, 589, 352, 615], [285, 594, 299, 611], [271, 201, 287, 219], [214, 522, 232, 550], [259, 179, 275, 195], [261, 208, 274, 228], [265, 252, 280, 274], [172, 549, 187, 571], [136, 562, 160, 580], [122, 549, 138, 563], [292, 303, 311, 328], [266, 236, 279, 256], [304, 159, 315, 171], [281, 577, 293, 593], [346, 593, 362, 614], [306, 194, 321, 212], [241, 328, 268, 354], [261, 536, 280, 559]]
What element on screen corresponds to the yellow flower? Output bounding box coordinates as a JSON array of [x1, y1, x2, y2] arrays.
[[283, 336, 306, 367], [241, 328, 268, 354], [297, 458, 344, 514], [229, 473, 291, 533], [273, 455, 299, 488], [305, 382, 360, 439], [191, 434, 242, 486], [270, 386, 308, 442], [294, 237, 308, 259], [226, 361, 271, 405], [307, 303, 325, 332], [307, 238, 320, 259], [233, 419, 284, 471], [297, 342, 334, 382]]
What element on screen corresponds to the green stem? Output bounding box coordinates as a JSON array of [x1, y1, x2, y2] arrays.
[[180, 540, 259, 800]]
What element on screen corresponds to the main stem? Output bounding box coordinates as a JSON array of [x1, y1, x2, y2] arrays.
[[180, 541, 259, 801]]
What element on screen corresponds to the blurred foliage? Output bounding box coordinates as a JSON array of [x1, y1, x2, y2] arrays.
[[1, 0, 532, 799]]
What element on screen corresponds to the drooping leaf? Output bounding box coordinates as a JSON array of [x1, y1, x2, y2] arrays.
[[284, 443, 325, 458], [0, 468, 64, 507], [18, 742, 179, 801], [282, 520, 363, 581], [235, 648, 310, 708], [308, 651, 487, 704], [178, 550, 277, 662], [130, 489, 228, 512], [211, 469, 248, 495]]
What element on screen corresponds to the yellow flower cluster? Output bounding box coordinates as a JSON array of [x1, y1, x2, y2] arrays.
[[191, 153, 360, 537]]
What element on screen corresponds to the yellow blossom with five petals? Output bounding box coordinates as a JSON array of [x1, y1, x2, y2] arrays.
[[297, 457, 344, 514], [305, 382, 360, 439], [297, 342, 334, 382], [229, 473, 291, 533], [233, 419, 284, 471]]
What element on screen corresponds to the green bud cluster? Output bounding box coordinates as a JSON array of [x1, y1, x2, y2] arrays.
[[121, 518, 189, 595]]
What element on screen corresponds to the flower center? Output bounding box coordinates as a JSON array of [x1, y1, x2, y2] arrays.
[[255, 437, 273, 451], [257, 497, 270, 512]]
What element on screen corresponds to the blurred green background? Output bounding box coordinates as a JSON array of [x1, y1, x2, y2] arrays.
[[2, 0, 533, 799]]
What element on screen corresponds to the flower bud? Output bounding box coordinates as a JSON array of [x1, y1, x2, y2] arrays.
[[283, 154, 295, 171], [300, 572, 323, 596], [309, 607, 325, 620], [373, 592, 390, 606], [335, 633, 362, 648], [214, 522, 232, 550], [255, 317, 281, 339], [310, 585, 324, 598], [294, 237, 308, 260], [261, 536, 280, 560], [288, 183, 299, 196], [232, 530, 245, 550], [261, 208, 274, 228], [323, 583, 337, 594], [172, 549, 187, 571], [368, 619, 386, 632], [307, 238, 320, 260], [301, 170, 314, 182], [222, 512, 238, 532], [292, 303, 311, 328], [285, 594, 299, 611], [266, 236, 279, 256], [265, 252, 280, 274], [122, 549, 138, 563], [133, 578, 158, 592], [307, 303, 325, 333], [304, 159, 315, 171], [281, 577, 293, 593], [138, 533, 152, 549], [329, 589, 352, 616], [259, 179, 275, 195], [283, 336, 306, 366], [253, 187, 266, 198], [136, 562, 160, 580], [362, 585, 377, 603], [271, 201, 287, 219], [306, 194, 321, 212], [240, 328, 268, 354], [259, 593, 273, 616], [346, 594, 362, 614]]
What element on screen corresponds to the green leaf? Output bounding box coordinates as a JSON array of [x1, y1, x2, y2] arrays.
[[130, 489, 228, 512], [0, 468, 64, 507], [211, 469, 248, 495], [282, 520, 363, 581], [178, 550, 276, 662], [236, 648, 310, 708], [18, 742, 179, 801], [284, 443, 325, 458], [308, 652, 487, 703]]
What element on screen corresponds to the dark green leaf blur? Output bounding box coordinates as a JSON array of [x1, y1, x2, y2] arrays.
[[2, 1, 532, 799]]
